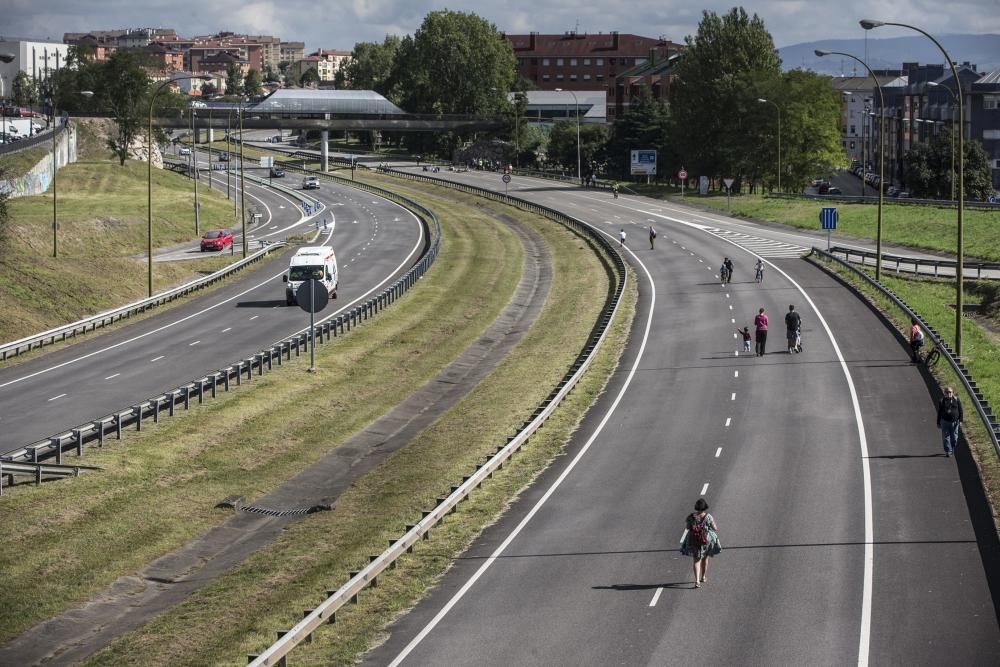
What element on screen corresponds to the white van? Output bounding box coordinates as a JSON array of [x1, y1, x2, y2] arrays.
[[283, 246, 338, 306]]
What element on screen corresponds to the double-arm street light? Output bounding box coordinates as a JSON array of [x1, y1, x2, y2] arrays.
[[756, 98, 781, 192], [928, 81, 958, 202], [862, 19, 966, 357], [148, 75, 210, 297], [816, 48, 886, 281], [554, 88, 581, 184]]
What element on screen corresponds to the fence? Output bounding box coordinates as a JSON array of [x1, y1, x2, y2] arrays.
[[827, 245, 1000, 280], [246, 165, 628, 666]]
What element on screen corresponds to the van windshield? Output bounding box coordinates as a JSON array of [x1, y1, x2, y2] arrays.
[[289, 265, 325, 281]]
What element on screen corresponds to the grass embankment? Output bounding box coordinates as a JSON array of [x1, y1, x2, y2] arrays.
[[682, 192, 1000, 261], [815, 259, 1000, 528], [0, 121, 247, 343], [0, 144, 51, 178]]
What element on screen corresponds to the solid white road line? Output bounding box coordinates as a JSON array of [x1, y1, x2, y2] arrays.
[[649, 587, 664, 607], [388, 226, 656, 667]]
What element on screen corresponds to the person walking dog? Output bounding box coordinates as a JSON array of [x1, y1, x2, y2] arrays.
[[682, 498, 721, 588]]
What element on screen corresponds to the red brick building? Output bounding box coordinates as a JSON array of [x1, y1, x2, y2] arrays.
[[503, 31, 683, 119]]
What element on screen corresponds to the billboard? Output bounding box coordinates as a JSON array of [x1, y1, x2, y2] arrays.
[[630, 149, 657, 176]]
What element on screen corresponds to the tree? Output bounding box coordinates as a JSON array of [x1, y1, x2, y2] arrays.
[[904, 127, 995, 200], [225, 63, 243, 97], [201, 81, 217, 97], [12, 71, 37, 107], [547, 121, 609, 174], [337, 35, 401, 97], [393, 10, 515, 115], [263, 66, 279, 83], [668, 7, 781, 186], [606, 87, 672, 178], [244, 68, 263, 97], [97, 50, 150, 166], [299, 67, 320, 87]]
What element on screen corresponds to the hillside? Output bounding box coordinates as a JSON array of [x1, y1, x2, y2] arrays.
[[779, 34, 1000, 74]]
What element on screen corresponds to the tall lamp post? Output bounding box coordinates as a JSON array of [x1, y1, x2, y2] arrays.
[[862, 19, 965, 357], [148, 75, 210, 297], [554, 88, 581, 185], [816, 49, 886, 282], [189, 104, 201, 236], [928, 81, 958, 202], [238, 98, 248, 256], [756, 98, 781, 192]]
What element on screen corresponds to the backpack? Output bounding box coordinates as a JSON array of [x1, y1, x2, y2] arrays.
[[689, 518, 709, 546]]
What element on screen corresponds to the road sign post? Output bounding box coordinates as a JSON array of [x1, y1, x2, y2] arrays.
[[296, 278, 330, 372], [820, 207, 838, 251], [723, 178, 735, 211], [678, 168, 688, 197]]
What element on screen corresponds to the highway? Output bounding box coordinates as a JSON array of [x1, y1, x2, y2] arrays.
[[0, 171, 426, 453], [359, 168, 999, 665]]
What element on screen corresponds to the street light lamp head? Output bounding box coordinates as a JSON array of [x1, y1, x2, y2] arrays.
[[859, 19, 885, 30], [815, 49, 831, 57], [81, 91, 94, 98], [0, 53, 14, 64], [757, 98, 768, 103]]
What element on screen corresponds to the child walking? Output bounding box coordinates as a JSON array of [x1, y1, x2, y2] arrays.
[[736, 326, 752, 353]]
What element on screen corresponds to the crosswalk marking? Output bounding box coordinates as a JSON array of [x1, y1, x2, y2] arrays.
[[704, 226, 807, 258]]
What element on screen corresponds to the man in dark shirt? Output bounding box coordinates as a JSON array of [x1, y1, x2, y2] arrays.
[[936, 386, 964, 457], [785, 304, 801, 353]]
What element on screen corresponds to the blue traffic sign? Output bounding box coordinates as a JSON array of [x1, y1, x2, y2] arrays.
[[820, 207, 838, 230]]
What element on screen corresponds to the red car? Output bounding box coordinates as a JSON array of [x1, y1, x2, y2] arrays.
[[200, 229, 233, 251]]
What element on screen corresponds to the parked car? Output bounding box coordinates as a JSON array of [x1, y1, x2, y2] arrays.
[[200, 229, 234, 251], [302, 175, 320, 190], [178, 146, 191, 156], [269, 167, 285, 178], [218, 151, 230, 161], [826, 187, 842, 195]]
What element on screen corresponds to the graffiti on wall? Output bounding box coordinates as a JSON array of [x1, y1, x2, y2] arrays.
[[0, 127, 77, 199]]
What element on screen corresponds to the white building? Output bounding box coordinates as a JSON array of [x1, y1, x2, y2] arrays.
[[0, 39, 71, 98]]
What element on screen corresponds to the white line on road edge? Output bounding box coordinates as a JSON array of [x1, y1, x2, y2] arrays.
[[649, 587, 664, 607], [388, 231, 656, 667]]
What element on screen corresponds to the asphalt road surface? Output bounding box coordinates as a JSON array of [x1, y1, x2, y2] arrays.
[[0, 173, 425, 452], [359, 168, 999, 665]]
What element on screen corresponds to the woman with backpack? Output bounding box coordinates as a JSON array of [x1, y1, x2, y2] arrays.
[[682, 498, 721, 588]]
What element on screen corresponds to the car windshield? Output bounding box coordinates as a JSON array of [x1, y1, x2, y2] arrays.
[[204, 231, 224, 239], [289, 266, 325, 282]]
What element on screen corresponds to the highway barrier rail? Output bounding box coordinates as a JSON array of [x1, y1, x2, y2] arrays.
[[0, 243, 283, 363], [827, 245, 1000, 280], [246, 166, 627, 666], [0, 177, 440, 483], [769, 191, 999, 211], [808, 247, 1000, 461]]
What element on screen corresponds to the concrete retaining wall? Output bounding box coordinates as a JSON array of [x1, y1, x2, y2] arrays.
[[0, 125, 78, 198]]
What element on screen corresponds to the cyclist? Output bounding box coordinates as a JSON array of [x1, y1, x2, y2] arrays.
[[755, 258, 765, 283], [909, 318, 924, 363], [612, 182, 620, 199], [785, 304, 802, 353]]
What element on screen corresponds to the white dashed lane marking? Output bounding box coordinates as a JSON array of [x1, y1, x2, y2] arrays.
[[105, 373, 120, 380], [649, 587, 664, 607], [725, 417, 732, 427], [700, 483, 710, 495], [189, 340, 200, 346], [48, 393, 67, 402], [150, 355, 164, 362], [715, 448, 723, 458]]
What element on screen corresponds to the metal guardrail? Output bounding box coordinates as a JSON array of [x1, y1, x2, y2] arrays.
[[828, 245, 1000, 280], [808, 248, 1000, 462], [1, 177, 440, 477], [0, 460, 101, 495], [0, 243, 283, 362], [246, 166, 628, 666], [769, 191, 1000, 211]]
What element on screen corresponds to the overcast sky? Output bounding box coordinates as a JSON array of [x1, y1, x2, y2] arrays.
[[4, 0, 999, 52]]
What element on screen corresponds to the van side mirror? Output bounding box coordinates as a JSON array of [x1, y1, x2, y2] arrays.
[[282, 275, 288, 283]]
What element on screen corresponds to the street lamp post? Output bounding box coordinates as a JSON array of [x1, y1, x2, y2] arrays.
[[928, 81, 958, 202], [148, 75, 210, 297], [816, 49, 886, 282], [862, 19, 966, 357], [555, 88, 581, 185], [756, 98, 781, 192], [239, 99, 247, 256], [190, 105, 200, 236]]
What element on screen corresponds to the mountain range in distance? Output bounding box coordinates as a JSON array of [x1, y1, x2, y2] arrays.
[[778, 34, 1000, 75]]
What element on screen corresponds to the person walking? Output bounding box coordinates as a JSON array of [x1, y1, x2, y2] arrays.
[[755, 258, 765, 283], [754, 307, 769, 356], [724, 257, 735, 283], [649, 225, 656, 249], [909, 318, 925, 363], [736, 326, 752, 353], [619, 228, 627, 247], [681, 498, 721, 588], [612, 182, 620, 198], [785, 304, 801, 353], [720, 259, 730, 284], [936, 386, 964, 457]]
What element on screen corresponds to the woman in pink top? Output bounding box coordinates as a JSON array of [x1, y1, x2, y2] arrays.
[[754, 307, 768, 356]]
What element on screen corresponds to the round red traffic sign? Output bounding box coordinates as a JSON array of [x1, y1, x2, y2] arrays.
[[502, 173, 511, 183], [678, 169, 688, 180]]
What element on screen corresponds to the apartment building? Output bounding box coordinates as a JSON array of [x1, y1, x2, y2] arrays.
[[280, 41, 305, 65], [0, 38, 70, 92], [310, 49, 352, 81]]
